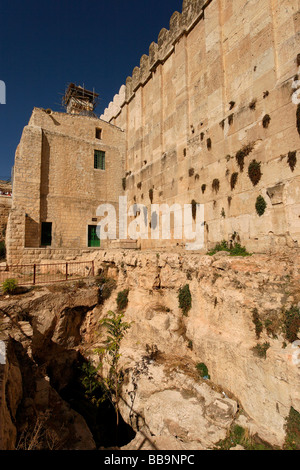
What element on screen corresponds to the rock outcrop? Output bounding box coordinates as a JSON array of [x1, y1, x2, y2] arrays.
[[0, 249, 299, 450], [86, 249, 300, 448], [0, 283, 99, 450], [0, 338, 22, 450]]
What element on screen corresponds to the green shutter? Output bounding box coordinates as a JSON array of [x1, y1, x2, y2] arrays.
[[88, 225, 100, 247], [94, 150, 105, 170]]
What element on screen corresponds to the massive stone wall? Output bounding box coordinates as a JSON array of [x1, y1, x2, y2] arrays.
[[101, 0, 300, 252], [6, 108, 125, 265], [0, 195, 11, 244]]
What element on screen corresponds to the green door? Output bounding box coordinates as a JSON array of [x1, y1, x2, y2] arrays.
[[88, 225, 100, 247]]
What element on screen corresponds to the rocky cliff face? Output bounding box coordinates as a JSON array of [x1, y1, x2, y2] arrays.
[[0, 285, 99, 450], [0, 339, 22, 450], [89, 249, 300, 449], [0, 250, 299, 450]]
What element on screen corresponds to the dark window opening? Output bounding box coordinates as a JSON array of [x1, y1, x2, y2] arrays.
[[94, 150, 105, 170], [88, 225, 100, 247], [41, 222, 52, 247], [95, 128, 102, 140]]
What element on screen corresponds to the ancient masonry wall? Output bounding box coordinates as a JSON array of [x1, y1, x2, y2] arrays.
[[101, 0, 300, 252], [6, 108, 125, 265], [0, 196, 11, 243]]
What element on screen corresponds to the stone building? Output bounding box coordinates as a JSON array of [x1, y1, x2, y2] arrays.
[[0, 181, 12, 246], [6, 0, 300, 264], [6, 85, 125, 265]]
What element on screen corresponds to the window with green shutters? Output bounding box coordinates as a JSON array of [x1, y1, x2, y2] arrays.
[[94, 150, 105, 170]]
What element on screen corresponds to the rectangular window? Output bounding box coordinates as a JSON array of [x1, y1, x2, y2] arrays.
[[88, 225, 100, 247], [95, 128, 102, 140], [41, 222, 52, 247], [94, 150, 105, 170]]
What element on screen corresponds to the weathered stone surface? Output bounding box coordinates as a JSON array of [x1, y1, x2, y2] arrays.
[[1, 249, 300, 449], [0, 339, 22, 450], [101, 0, 300, 254], [88, 250, 300, 448], [0, 285, 99, 450]]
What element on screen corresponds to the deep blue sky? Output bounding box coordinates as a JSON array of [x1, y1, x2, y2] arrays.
[[0, 0, 183, 180]]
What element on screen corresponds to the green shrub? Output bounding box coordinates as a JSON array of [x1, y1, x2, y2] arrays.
[[235, 142, 255, 172], [252, 342, 270, 359], [255, 195, 267, 216], [230, 172, 238, 190], [2, 278, 18, 295], [248, 160, 262, 186], [216, 423, 274, 450], [252, 308, 263, 339], [178, 285, 192, 316], [97, 276, 117, 304], [283, 306, 300, 343], [212, 178, 220, 193], [288, 151, 297, 172], [116, 289, 129, 311], [230, 243, 251, 256], [207, 240, 251, 257], [196, 362, 210, 379], [284, 407, 300, 450]]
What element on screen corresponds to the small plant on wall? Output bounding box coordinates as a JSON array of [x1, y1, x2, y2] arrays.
[[248, 160, 262, 186], [230, 172, 238, 190], [228, 113, 234, 126], [284, 407, 300, 450], [235, 142, 255, 172], [178, 284, 192, 316], [262, 114, 271, 129], [249, 99, 257, 110], [288, 151, 297, 172], [252, 308, 263, 339], [191, 200, 197, 221], [252, 342, 270, 359], [201, 184, 207, 194], [196, 363, 210, 379], [297, 104, 300, 136], [212, 179, 220, 194], [149, 188, 154, 203], [255, 195, 267, 217], [283, 306, 300, 344], [116, 289, 129, 311]]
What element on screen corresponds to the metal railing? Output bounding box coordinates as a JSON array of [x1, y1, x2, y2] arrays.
[[0, 261, 95, 286]]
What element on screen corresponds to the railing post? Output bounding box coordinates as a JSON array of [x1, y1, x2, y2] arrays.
[[33, 264, 36, 285], [66, 262, 68, 281]]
